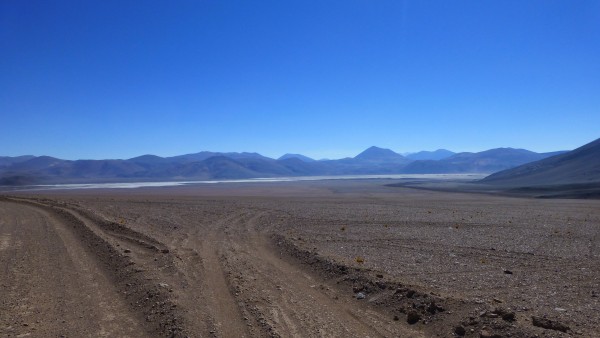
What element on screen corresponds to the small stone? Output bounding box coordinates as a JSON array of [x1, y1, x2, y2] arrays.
[[531, 316, 570, 333], [376, 274, 384, 278], [502, 312, 515, 321], [479, 329, 492, 338], [159, 283, 170, 289], [426, 303, 435, 314], [503, 269, 513, 274], [406, 311, 421, 324], [454, 325, 466, 336], [124, 249, 131, 253], [356, 292, 366, 300], [393, 315, 399, 321], [375, 281, 386, 289], [161, 249, 169, 253]]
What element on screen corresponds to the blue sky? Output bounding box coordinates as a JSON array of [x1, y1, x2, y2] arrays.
[[1, 1, 599, 160]]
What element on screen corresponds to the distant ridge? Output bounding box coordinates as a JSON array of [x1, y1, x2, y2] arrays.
[[354, 146, 407, 163], [481, 138, 600, 186], [406, 149, 455, 161], [0, 145, 572, 185], [0, 155, 35, 167], [168, 151, 270, 163], [402, 148, 566, 174], [278, 153, 315, 162]]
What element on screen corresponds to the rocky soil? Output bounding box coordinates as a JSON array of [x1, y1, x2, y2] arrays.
[[1, 180, 599, 337]]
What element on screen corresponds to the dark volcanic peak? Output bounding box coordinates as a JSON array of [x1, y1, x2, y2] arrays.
[[481, 137, 600, 186], [278, 153, 316, 162], [354, 146, 406, 162], [406, 149, 455, 161]]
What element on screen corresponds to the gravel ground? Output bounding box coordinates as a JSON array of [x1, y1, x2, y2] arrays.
[[2, 179, 599, 337]]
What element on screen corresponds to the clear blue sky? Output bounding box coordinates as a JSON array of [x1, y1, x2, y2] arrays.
[[1, 1, 599, 160]]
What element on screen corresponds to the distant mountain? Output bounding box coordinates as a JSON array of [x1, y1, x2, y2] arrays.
[[167, 151, 270, 163], [406, 149, 455, 161], [278, 153, 316, 162], [8, 156, 67, 172], [127, 154, 169, 165], [10, 157, 147, 178], [402, 148, 567, 174], [0, 155, 36, 167], [481, 138, 600, 186], [354, 146, 408, 163], [172, 156, 259, 179], [0, 145, 572, 185]]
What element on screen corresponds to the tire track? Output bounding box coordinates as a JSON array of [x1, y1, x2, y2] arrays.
[[219, 211, 423, 337], [0, 200, 147, 337]]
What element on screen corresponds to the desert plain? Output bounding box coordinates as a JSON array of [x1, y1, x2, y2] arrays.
[[1, 179, 599, 337]]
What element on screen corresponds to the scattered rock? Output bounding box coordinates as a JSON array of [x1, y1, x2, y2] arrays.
[[406, 311, 421, 324], [393, 315, 399, 321], [123, 249, 131, 253], [492, 308, 516, 322], [376, 273, 383, 278], [426, 301, 444, 314], [161, 249, 170, 254], [158, 283, 170, 289], [356, 292, 366, 300], [502, 312, 515, 321], [479, 329, 502, 338], [503, 269, 513, 274], [531, 316, 570, 332], [454, 325, 466, 336]]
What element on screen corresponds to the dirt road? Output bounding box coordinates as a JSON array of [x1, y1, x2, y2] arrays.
[[0, 200, 146, 337], [0, 195, 420, 337]]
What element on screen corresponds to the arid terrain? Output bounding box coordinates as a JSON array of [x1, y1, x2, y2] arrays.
[[1, 180, 599, 337]]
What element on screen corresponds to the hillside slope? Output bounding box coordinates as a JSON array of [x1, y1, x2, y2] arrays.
[[481, 138, 600, 186]]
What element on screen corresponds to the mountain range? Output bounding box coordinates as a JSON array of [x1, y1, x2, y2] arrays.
[[481, 138, 600, 186], [0, 145, 573, 185]]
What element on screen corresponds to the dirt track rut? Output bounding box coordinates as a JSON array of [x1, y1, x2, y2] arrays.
[[166, 209, 420, 337], [0, 200, 146, 337], [0, 197, 421, 337]]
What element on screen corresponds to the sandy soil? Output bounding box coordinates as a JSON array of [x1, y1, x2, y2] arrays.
[[1, 180, 599, 337]]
